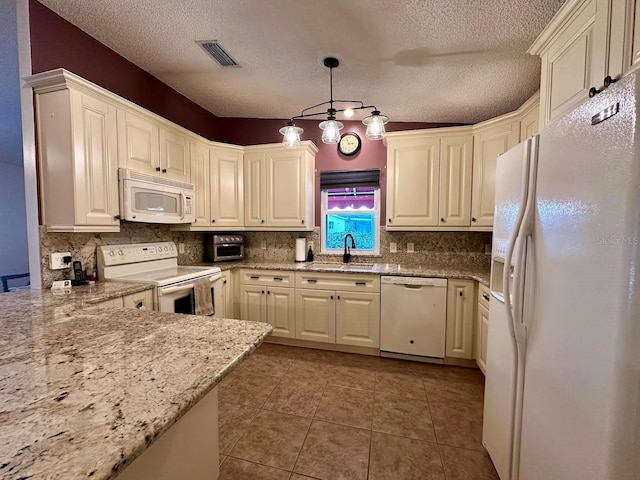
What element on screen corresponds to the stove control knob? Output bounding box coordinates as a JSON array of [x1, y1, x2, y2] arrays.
[[109, 251, 115, 257], [165, 246, 169, 251], [118, 250, 124, 256], [169, 245, 174, 250]]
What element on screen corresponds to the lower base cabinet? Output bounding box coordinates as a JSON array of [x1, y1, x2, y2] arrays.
[[239, 273, 295, 338], [295, 289, 336, 343], [94, 289, 154, 310], [476, 283, 491, 374], [445, 279, 475, 359], [335, 291, 380, 348]]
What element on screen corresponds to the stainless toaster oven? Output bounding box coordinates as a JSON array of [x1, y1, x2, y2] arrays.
[[205, 234, 244, 262]]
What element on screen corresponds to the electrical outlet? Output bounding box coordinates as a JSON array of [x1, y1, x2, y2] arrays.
[[50, 252, 72, 270], [389, 242, 397, 253], [178, 243, 185, 254], [407, 243, 415, 253], [261, 240, 267, 250], [485, 244, 492, 255]]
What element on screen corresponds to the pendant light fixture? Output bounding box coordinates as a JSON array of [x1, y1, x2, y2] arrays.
[[280, 57, 389, 148]]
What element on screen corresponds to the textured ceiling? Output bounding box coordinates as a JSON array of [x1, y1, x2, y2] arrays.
[[38, 0, 565, 124]]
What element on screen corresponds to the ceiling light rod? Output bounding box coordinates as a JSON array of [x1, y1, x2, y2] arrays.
[[279, 57, 389, 148]]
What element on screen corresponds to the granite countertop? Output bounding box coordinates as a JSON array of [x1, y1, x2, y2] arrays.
[[206, 260, 491, 286], [0, 287, 272, 480]]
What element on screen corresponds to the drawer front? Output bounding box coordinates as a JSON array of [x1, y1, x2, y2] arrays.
[[239, 269, 294, 286], [478, 283, 491, 309], [122, 289, 154, 311], [296, 272, 380, 293]]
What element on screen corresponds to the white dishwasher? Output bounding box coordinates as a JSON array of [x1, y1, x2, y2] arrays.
[[380, 276, 448, 359]]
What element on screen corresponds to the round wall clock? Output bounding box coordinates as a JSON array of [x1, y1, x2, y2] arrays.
[[338, 132, 362, 157]]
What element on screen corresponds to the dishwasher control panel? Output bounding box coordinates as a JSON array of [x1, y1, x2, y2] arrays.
[[381, 276, 448, 287]]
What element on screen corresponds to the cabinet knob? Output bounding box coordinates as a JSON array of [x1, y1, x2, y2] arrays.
[[388, 218, 392, 223], [471, 217, 476, 223], [440, 218, 445, 223], [604, 75, 617, 88], [459, 291, 463, 297], [482, 294, 490, 301], [162, 168, 167, 173], [410, 339, 414, 344], [114, 214, 121, 220], [261, 219, 265, 224], [223, 279, 227, 285], [330, 295, 334, 299], [337, 295, 340, 300], [589, 86, 602, 98], [261, 290, 265, 294], [267, 290, 271, 295], [155, 167, 161, 172], [301, 219, 305, 224], [211, 219, 216, 223]]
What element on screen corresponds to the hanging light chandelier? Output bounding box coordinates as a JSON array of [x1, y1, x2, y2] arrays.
[[279, 57, 389, 148]]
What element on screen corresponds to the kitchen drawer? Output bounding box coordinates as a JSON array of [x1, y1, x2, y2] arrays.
[[239, 269, 294, 286], [295, 272, 380, 293], [478, 283, 491, 309], [122, 289, 154, 311]]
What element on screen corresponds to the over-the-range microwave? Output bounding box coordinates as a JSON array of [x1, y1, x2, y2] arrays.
[[119, 168, 196, 224]]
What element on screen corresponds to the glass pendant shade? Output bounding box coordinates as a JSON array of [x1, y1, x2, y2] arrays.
[[363, 111, 389, 140], [279, 123, 303, 148], [319, 119, 344, 144]]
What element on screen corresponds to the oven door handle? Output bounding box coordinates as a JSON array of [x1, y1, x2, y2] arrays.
[[158, 273, 222, 296]]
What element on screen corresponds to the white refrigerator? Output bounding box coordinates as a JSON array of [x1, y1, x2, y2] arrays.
[[483, 72, 640, 480]]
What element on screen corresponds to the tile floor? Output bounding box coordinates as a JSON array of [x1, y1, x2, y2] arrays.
[[217, 343, 498, 480]]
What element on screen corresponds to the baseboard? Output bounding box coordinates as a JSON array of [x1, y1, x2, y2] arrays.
[[265, 336, 380, 356]]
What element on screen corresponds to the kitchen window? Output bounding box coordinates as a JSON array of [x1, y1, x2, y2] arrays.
[[320, 169, 380, 255]]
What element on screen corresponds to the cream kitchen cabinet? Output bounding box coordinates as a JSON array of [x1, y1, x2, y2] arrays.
[[219, 270, 235, 319], [295, 272, 380, 348], [177, 141, 244, 231], [471, 116, 520, 229], [445, 279, 475, 359], [385, 128, 473, 230], [93, 289, 154, 310], [519, 92, 541, 140], [244, 142, 317, 230], [476, 283, 491, 374], [529, 0, 625, 128], [239, 270, 295, 338], [625, 0, 640, 72], [117, 109, 190, 183], [27, 70, 120, 232]]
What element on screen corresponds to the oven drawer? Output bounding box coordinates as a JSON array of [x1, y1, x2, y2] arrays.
[[239, 269, 294, 286]]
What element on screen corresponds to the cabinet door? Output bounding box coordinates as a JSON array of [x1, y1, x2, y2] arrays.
[[267, 151, 306, 228], [625, 0, 640, 72], [438, 135, 473, 226], [70, 91, 120, 227], [159, 126, 190, 182], [122, 289, 154, 311], [386, 137, 440, 227], [520, 102, 540, 140], [211, 147, 244, 228], [538, 0, 610, 126], [471, 121, 519, 228], [446, 279, 475, 359], [117, 109, 159, 174], [244, 152, 267, 227], [476, 303, 489, 374], [94, 296, 124, 308], [335, 291, 380, 348], [266, 286, 295, 338], [295, 288, 336, 343], [239, 284, 267, 323], [190, 140, 211, 227], [222, 271, 235, 319]]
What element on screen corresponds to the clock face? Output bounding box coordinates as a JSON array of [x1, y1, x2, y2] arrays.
[[338, 132, 362, 157]]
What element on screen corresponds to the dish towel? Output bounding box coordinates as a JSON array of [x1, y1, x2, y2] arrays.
[[194, 278, 214, 316]]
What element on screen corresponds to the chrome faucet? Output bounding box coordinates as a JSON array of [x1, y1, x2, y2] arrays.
[[343, 234, 356, 263]]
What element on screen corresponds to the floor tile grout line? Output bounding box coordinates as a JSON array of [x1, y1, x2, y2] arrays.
[[222, 453, 295, 475], [436, 442, 450, 480]]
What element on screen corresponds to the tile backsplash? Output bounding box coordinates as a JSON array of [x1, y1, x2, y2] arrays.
[[38, 225, 491, 288]]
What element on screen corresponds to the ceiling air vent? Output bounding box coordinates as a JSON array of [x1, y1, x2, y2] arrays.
[[197, 41, 238, 67]]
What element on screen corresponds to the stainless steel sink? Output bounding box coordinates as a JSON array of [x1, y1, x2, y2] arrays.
[[305, 263, 378, 272]]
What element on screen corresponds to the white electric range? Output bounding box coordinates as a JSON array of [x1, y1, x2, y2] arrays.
[[97, 242, 222, 314]]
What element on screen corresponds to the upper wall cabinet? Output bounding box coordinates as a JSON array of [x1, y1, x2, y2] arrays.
[[385, 128, 473, 230], [243, 142, 317, 231], [25, 70, 120, 232], [471, 115, 520, 229], [117, 109, 190, 183], [529, 0, 629, 128], [175, 140, 244, 231]]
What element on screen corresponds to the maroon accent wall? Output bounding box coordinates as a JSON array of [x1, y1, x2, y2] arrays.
[[218, 118, 464, 225], [29, 0, 222, 140]]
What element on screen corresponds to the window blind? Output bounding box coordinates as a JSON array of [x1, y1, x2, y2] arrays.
[[320, 169, 380, 189]]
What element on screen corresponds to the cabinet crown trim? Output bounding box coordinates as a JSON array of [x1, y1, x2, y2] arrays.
[[527, 0, 591, 54], [243, 141, 319, 155]]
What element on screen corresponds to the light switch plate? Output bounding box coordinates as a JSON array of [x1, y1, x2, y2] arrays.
[[261, 240, 267, 250], [178, 243, 185, 254], [407, 243, 415, 253], [389, 242, 397, 253]]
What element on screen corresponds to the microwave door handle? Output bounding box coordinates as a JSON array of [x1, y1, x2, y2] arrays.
[[180, 192, 186, 221]]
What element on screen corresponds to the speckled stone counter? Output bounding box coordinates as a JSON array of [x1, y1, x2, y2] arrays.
[[0, 287, 272, 479], [205, 260, 491, 286]]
